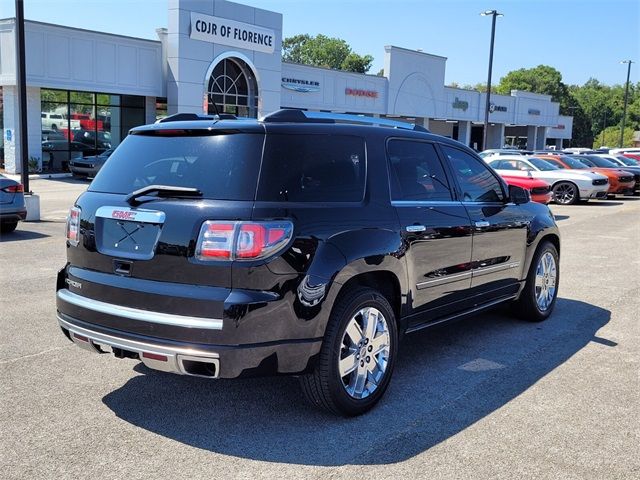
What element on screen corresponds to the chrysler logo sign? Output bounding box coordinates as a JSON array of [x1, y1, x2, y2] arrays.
[[282, 78, 320, 93]]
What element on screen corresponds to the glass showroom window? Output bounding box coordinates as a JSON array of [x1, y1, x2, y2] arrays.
[[156, 97, 168, 121], [40, 89, 145, 171]]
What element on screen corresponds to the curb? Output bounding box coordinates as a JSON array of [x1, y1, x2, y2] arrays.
[[3, 172, 73, 181]]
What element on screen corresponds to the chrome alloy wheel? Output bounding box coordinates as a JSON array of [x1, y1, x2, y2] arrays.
[[554, 183, 576, 204], [338, 307, 391, 399], [535, 252, 557, 311]]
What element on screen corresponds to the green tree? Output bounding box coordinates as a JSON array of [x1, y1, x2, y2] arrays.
[[282, 34, 373, 73], [593, 126, 635, 148], [495, 65, 570, 106], [463, 83, 487, 92]]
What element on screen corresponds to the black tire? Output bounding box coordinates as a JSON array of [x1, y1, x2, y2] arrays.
[[299, 286, 398, 416], [512, 241, 559, 322], [552, 182, 579, 205], [0, 222, 18, 234]]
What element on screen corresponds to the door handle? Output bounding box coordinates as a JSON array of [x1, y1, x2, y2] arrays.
[[406, 225, 426, 232], [474, 221, 490, 228]]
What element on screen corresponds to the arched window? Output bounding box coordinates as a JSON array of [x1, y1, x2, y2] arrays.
[[206, 58, 258, 118]]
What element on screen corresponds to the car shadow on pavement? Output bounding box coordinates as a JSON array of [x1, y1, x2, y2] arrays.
[[0, 229, 50, 242], [102, 298, 610, 466], [589, 200, 624, 206]]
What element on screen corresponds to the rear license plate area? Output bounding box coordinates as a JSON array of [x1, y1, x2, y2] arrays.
[[95, 206, 165, 260]]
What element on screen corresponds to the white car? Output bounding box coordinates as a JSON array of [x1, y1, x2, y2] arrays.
[[609, 147, 640, 156], [479, 148, 526, 160], [486, 156, 609, 205]]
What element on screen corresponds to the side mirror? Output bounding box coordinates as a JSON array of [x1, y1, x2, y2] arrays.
[[508, 184, 530, 205]]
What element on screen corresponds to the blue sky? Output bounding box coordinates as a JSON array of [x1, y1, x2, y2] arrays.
[[2, 0, 638, 86]]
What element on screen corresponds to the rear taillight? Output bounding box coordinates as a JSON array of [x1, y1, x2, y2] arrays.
[[66, 206, 81, 246], [1, 184, 24, 193], [196, 221, 293, 261]]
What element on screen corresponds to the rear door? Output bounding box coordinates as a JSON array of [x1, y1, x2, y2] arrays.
[[440, 145, 528, 303], [387, 138, 473, 325], [71, 129, 265, 289]]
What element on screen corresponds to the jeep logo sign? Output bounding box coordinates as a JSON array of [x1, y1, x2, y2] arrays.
[[452, 97, 469, 112]]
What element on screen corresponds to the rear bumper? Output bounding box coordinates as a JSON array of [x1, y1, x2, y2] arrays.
[[56, 287, 323, 379], [0, 208, 27, 222]]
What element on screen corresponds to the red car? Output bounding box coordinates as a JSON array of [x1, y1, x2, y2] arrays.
[[622, 153, 640, 163], [501, 175, 553, 204]]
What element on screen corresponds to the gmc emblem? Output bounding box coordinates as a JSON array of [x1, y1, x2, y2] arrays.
[[112, 210, 136, 220]]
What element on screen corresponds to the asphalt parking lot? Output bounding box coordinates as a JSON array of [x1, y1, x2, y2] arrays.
[[1, 178, 638, 480]]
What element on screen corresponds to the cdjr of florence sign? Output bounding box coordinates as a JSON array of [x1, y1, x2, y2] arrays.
[[190, 12, 275, 54]]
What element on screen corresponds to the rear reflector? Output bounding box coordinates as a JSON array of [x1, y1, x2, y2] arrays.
[[142, 352, 168, 362], [196, 220, 293, 261], [66, 206, 81, 246], [73, 333, 89, 342]]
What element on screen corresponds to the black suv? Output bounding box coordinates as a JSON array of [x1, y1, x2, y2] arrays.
[[56, 110, 560, 416]]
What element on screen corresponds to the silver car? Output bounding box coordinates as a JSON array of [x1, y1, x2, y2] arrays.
[[0, 174, 27, 233]]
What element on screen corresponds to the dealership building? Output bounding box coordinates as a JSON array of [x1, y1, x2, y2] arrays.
[[0, 0, 573, 174]]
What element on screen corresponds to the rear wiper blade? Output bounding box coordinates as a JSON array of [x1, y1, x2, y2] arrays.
[[125, 184, 202, 206]]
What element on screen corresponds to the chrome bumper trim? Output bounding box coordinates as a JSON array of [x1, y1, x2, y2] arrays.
[[57, 314, 220, 378], [57, 289, 223, 330]]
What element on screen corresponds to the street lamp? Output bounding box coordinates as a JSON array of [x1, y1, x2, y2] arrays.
[[481, 10, 503, 151], [619, 60, 634, 147]]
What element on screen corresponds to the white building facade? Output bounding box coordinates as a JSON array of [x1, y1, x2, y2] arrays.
[[0, 0, 573, 174]]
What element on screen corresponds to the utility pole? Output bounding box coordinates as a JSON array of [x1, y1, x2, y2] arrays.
[[619, 60, 634, 148], [601, 110, 607, 147], [15, 0, 29, 192], [481, 10, 503, 151]]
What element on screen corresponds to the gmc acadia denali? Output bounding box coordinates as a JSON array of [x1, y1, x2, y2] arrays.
[[56, 110, 560, 416]]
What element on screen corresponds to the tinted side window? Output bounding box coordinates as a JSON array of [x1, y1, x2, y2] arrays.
[[441, 145, 505, 202], [258, 134, 366, 202], [387, 139, 452, 201], [492, 160, 516, 170], [511, 160, 532, 171], [545, 158, 565, 169]]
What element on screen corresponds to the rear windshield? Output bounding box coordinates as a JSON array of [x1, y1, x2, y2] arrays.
[[89, 133, 264, 200], [257, 134, 366, 202]]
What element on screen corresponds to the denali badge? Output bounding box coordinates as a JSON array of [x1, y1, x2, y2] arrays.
[[65, 278, 82, 289]]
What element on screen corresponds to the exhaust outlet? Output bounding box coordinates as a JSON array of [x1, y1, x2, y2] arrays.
[[178, 355, 220, 378]]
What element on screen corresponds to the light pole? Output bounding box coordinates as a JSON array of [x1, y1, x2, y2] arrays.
[[15, 0, 29, 192], [619, 60, 634, 147], [481, 9, 503, 151]]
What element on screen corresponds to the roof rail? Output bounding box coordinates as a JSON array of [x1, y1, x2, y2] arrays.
[[157, 112, 237, 123], [261, 109, 429, 132]]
